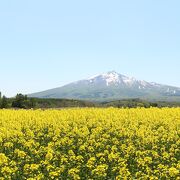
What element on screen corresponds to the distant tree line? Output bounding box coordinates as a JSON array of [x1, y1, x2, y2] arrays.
[[0, 93, 36, 109], [101, 99, 159, 108], [0, 92, 8, 108], [0, 92, 180, 109]]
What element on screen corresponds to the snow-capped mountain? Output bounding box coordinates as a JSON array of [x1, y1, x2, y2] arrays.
[[82, 71, 154, 88], [29, 71, 180, 101], [86, 71, 137, 86]]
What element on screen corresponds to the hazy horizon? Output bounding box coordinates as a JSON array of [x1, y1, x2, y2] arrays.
[[0, 0, 180, 97]]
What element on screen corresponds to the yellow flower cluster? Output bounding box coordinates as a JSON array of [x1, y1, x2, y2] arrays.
[[0, 108, 179, 179]]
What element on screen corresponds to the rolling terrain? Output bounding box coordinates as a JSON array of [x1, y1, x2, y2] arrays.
[[29, 71, 180, 101]]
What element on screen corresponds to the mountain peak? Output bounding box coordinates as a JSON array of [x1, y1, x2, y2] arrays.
[[105, 70, 119, 75], [101, 71, 121, 86], [87, 71, 136, 86], [29, 71, 180, 101], [87, 71, 121, 86], [88, 71, 118, 78]]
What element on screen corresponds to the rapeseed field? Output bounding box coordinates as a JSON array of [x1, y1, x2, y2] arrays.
[[0, 108, 179, 179]]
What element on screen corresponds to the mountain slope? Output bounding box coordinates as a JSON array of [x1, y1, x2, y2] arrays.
[[29, 71, 180, 101]]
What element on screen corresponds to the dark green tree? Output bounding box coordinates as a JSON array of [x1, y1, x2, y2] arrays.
[[29, 98, 36, 108], [0, 92, 1, 107], [12, 94, 26, 108], [1, 95, 8, 108], [12, 94, 36, 109]]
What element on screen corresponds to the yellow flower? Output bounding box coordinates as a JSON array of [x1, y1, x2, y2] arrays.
[[49, 171, 59, 178], [87, 157, 96, 169], [92, 164, 108, 178], [4, 142, 13, 148], [68, 168, 80, 180], [1, 166, 12, 175], [14, 149, 26, 158], [169, 167, 179, 177], [45, 152, 53, 161], [0, 153, 8, 166], [30, 164, 39, 171]]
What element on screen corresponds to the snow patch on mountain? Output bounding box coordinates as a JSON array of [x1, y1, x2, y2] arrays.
[[101, 71, 121, 86], [87, 71, 120, 86], [87, 71, 139, 86]]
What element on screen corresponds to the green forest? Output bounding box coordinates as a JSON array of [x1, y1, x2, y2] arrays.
[[1, 92, 180, 109]]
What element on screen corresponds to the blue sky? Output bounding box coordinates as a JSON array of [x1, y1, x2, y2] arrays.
[[0, 0, 180, 97]]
